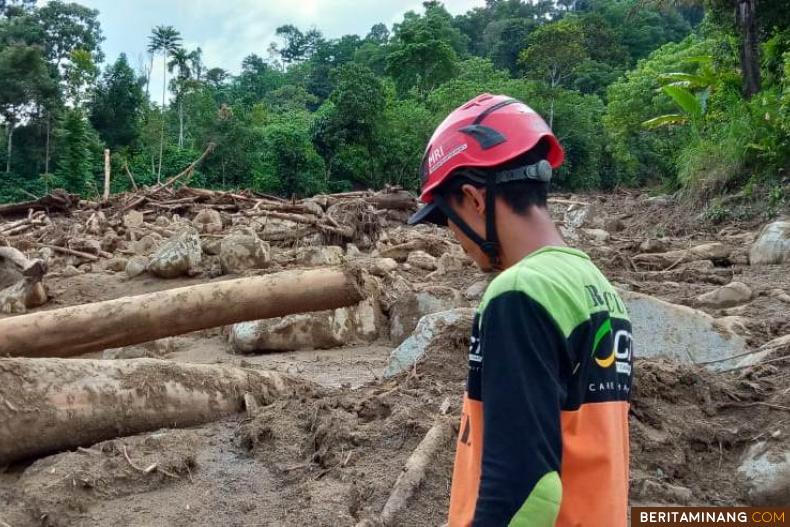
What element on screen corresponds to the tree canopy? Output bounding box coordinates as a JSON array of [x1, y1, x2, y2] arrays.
[[0, 0, 787, 207]]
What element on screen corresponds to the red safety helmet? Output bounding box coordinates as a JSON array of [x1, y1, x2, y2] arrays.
[[408, 93, 564, 227]]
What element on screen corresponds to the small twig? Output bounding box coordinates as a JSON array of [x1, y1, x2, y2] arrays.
[[718, 401, 790, 413], [718, 354, 790, 373], [32, 243, 99, 262], [121, 444, 147, 473], [77, 446, 100, 455]]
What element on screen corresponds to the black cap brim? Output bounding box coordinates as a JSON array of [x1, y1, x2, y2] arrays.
[[408, 203, 447, 226]]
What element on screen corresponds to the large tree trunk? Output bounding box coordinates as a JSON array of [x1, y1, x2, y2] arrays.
[[737, 0, 760, 98], [0, 358, 307, 465], [178, 98, 184, 148], [5, 123, 13, 173], [0, 267, 364, 358], [44, 113, 51, 175], [157, 54, 167, 183]]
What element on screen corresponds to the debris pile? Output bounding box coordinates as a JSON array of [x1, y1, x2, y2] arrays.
[[0, 186, 788, 525]]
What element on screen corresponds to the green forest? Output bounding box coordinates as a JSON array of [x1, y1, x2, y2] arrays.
[[0, 0, 788, 210]]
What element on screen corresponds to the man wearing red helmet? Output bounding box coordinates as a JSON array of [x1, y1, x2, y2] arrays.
[[409, 94, 632, 527]]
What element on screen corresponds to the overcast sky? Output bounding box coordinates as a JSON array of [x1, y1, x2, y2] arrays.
[[72, 0, 486, 95]]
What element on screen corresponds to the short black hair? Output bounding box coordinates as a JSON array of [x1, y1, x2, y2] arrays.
[[438, 138, 551, 214]]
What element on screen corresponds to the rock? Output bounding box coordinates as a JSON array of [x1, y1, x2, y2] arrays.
[[62, 265, 82, 277], [297, 246, 344, 266], [750, 220, 790, 265], [639, 239, 669, 253], [435, 253, 465, 273], [712, 315, 751, 337], [407, 250, 437, 271], [371, 258, 398, 277], [603, 217, 625, 233], [645, 194, 672, 206], [68, 238, 102, 255], [769, 288, 790, 304], [219, 231, 270, 274], [389, 285, 467, 344], [155, 215, 171, 227], [229, 298, 384, 353], [564, 202, 595, 229], [385, 308, 475, 377], [689, 242, 731, 261], [147, 227, 202, 279], [132, 234, 162, 256], [464, 280, 489, 301], [123, 210, 145, 229], [0, 248, 47, 314], [125, 256, 149, 278], [192, 208, 223, 234], [620, 289, 748, 368], [345, 244, 362, 258], [581, 228, 610, 243], [632, 479, 694, 505], [738, 441, 790, 505], [101, 229, 120, 252], [696, 281, 752, 309], [201, 238, 222, 256], [102, 257, 128, 273]]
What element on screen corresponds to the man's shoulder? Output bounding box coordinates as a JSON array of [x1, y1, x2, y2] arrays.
[[480, 247, 608, 336]]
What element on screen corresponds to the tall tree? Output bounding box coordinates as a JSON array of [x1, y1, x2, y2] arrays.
[[519, 19, 589, 126], [90, 54, 144, 150], [168, 47, 191, 148], [147, 25, 182, 182], [0, 44, 56, 173]]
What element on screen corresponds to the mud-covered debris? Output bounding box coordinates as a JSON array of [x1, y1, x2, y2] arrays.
[[147, 226, 202, 278]]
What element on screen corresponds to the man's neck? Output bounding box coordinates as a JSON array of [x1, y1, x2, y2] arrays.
[[496, 205, 567, 269]]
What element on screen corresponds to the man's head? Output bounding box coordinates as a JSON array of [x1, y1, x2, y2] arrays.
[[409, 94, 564, 270]]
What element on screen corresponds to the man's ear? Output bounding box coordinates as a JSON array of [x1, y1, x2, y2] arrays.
[[460, 184, 486, 215]]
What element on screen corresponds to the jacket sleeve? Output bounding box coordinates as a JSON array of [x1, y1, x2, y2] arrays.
[[472, 290, 568, 527]]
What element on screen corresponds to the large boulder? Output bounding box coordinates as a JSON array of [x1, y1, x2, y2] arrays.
[[296, 246, 344, 266], [229, 297, 384, 353], [620, 290, 748, 368], [0, 247, 47, 314], [219, 230, 270, 274], [385, 308, 475, 377], [689, 242, 731, 261], [123, 210, 145, 229], [125, 256, 149, 278], [192, 208, 223, 234], [738, 442, 790, 505], [146, 227, 202, 278], [750, 220, 790, 265], [695, 281, 752, 309], [389, 285, 467, 344]]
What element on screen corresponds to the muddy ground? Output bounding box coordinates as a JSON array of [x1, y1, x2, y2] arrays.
[[0, 188, 788, 526]]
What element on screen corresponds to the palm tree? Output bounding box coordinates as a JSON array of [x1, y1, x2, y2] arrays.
[[147, 25, 182, 182], [188, 47, 203, 81], [168, 48, 191, 148]]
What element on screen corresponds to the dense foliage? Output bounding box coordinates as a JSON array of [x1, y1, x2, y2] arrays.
[[0, 0, 787, 206]]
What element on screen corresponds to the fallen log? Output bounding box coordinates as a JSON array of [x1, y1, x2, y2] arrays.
[[0, 267, 364, 358], [0, 358, 306, 466], [0, 189, 77, 217]]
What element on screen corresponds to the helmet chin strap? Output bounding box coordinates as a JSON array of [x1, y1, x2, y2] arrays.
[[433, 178, 502, 270]]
